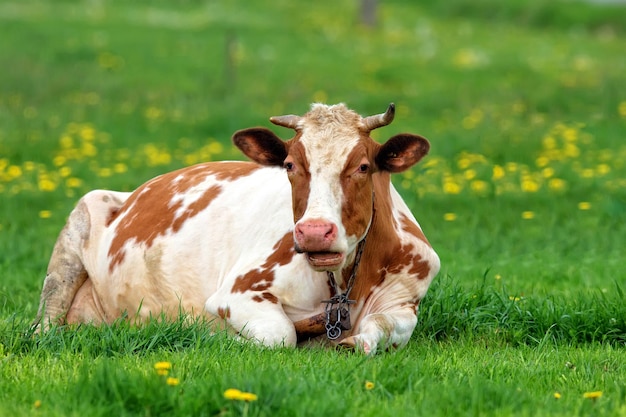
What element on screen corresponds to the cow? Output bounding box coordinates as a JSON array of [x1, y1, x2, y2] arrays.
[[34, 102, 440, 354]]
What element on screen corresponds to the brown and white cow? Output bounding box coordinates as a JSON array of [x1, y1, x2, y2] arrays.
[[35, 103, 440, 354]]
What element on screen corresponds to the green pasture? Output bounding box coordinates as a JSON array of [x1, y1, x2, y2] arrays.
[[1, 0, 625, 415]]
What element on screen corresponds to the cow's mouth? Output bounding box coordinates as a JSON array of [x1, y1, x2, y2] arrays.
[[306, 252, 344, 269]]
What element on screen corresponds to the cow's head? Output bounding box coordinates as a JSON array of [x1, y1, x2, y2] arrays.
[[233, 103, 429, 272]]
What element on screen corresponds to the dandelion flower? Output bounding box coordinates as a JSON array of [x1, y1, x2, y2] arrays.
[[223, 388, 258, 402], [154, 361, 172, 376], [443, 213, 457, 221], [39, 210, 52, 219], [364, 381, 375, 390], [166, 377, 180, 386], [223, 388, 242, 400], [583, 391, 602, 400], [239, 392, 258, 402], [521, 211, 535, 220], [553, 392, 561, 399], [33, 400, 42, 409], [578, 202, 591, 210]]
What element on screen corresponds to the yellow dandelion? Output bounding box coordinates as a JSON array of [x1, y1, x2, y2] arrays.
[[34, 400, 42, 409], [596, 164, 610, 176], [223, 388, 258, 402], [166, 377, 180, 386], [494, 274, 501, 280], [562, 127, 578, 142], [7, 165, 23, 179], [145, 107, 163, 121], [223, 388, 242, 400], [364, 381, 375, 390], [453, 48, 481, 69], [38, 178, 57, 192], [443, 181, 461, 195], [113, 163, 128, 174], [443, 213, 457, 222], [619, 101, 626, 117], [578, 202, 591, 210], [521, 211, 535, 220], [583, 391, 602, 400], [535, 156, 550, 167], [57, 168, 71, 179], [239, 392, 258, 402], [492, 165, 505, 180], [53, 155, 67, 167], [39, 210, 52, 219], [154, 361, 172, 376], [60, 135, 74, 149], [98, 168, 112, 178], [541, 167, 554, 178], [564, 143, 580, 158], [470, 180, 488, 194], [463, 169, 476, 180], [554, 392, 561, 399], [79, 125, 96, 141], [508, 296, 521, 302], [548, 178, 566, 192], [313, 90, 328, 103], [521, 179, 539, 193], [66, 177, 83, 188]]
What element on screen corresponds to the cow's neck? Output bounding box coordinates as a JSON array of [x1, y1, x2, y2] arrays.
[[345, 172, 396, 296]]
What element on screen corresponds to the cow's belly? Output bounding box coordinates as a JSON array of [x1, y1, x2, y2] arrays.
[[80, 164, 326, 322]]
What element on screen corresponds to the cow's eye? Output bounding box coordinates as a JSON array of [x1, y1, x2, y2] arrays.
[[358, 164, 370, 173], [284, 161, 294, 171]]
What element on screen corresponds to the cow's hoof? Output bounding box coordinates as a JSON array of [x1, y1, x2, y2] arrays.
[[337, 336, 371, 354]]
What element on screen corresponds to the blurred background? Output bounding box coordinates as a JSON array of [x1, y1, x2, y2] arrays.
[[1, 0, 625, 313]]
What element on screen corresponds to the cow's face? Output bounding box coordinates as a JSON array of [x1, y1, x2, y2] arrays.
[[233, 103, 430, 271]]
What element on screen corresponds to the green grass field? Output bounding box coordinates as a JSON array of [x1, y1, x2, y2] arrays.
[[1, 0, 625, 415]]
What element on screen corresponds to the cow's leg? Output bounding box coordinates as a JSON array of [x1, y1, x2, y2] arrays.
[[65, 279, 106, 325], [34, 190, 127, 331], [205, 293, 297, 347], [339, 306, 418, 354]]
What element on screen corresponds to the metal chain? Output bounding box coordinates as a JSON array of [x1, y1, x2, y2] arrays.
[[322, 237, 367, 340]]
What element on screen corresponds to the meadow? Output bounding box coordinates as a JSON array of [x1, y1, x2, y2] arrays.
[[1, 0, 625, 415]]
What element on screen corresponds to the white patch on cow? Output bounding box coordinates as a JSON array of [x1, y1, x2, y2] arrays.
[[296, 103, 363, 254]]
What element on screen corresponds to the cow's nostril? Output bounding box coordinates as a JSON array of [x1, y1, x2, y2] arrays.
[[295, 220, 337, 251]]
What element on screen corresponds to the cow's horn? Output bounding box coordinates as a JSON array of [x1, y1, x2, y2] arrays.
[[270, 115, 301, 129], [362, 103, 395, 131]]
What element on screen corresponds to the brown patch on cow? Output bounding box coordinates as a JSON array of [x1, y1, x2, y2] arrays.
[[399, 213, 431, 246], [387, 244, 431, 280], [252, 292, 279, 304], [106, 207, 120, 227], [108, 162, 258, 272], [231, 232, 296, 295], [217, 306, 231, 319], [340, 143, 376, 239], [285, 140, 310, 223], [212, 161, 261, 181]]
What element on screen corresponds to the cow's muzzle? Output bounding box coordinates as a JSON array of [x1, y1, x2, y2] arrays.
[[294, 219, 343, 270]]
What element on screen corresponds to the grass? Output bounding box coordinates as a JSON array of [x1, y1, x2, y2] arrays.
[[1, 0, 625, 415]]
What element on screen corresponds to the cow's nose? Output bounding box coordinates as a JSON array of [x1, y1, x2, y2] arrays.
[[294, 219, 338, 251]]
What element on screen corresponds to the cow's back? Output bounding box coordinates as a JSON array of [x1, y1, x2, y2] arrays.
[[85, 161, 300, 321]]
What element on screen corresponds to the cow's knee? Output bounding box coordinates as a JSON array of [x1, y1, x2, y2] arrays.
[[206, 296, 297, 347]]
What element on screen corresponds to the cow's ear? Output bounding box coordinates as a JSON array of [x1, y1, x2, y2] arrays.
[[375, 134, 430, 173], [233, 128, 288, 166]]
